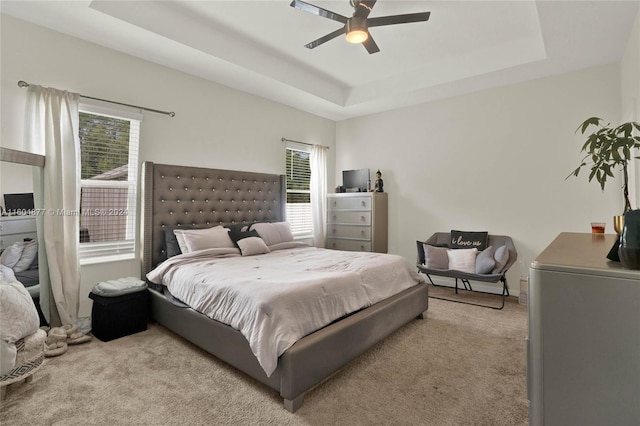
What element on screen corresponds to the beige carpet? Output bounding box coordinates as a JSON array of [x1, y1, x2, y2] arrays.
[[1, 289, 528, 425]]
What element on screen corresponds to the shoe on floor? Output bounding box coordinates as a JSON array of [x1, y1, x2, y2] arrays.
[[63, 324, 92, 345], [45, 327, 68, 357]]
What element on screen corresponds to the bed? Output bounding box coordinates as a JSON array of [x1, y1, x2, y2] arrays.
[[141, 161, 429, 412]]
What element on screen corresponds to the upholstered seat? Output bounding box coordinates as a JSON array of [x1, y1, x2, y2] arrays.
[[416, 232, 518, 309], [0, 328, 46, 400]]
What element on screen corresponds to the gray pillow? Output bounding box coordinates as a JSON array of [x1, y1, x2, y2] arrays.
[[475, 245, 496, 274], [423, 244, 449, 269], [164, 225, 194, 258], [492, 245, 510, 274]]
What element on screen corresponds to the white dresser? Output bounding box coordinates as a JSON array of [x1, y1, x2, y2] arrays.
[[326, 192, 388, 253], [0, 215, 37, 251]]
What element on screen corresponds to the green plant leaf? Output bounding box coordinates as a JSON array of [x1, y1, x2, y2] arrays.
[[612, 148, 621, 161], [604, 164, 615, 178], [569, 119, 640, 193], [577, 117, 602, 134]]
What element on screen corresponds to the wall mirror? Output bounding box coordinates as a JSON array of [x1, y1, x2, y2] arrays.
[[1, 147, 50, 325]]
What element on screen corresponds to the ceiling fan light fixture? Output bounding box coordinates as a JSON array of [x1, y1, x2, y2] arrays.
[[346, 29, 368, 44], [346, 17, 368, 44]]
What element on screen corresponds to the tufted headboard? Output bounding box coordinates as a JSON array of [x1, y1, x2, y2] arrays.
[[141, 162, 286, 274]]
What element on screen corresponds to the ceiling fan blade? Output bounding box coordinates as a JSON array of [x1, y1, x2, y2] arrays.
[[304, 27, 346, 49], [362, 34, 380, 54], [367, 12, 431, 28], [353, 0, 377, 19], [290, 0, 348, 24]]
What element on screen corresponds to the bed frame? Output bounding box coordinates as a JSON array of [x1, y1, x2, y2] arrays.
[[141, 161, 428, 412]]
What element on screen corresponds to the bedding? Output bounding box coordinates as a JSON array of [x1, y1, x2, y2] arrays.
[[173, 225, 235, 253], [250, 222, 294, 246], [0, 241, 39, 298], [1, 265, 40, 374], [0, 242, 24, 269], [147, 243, 423, 376], [12, 240, 37, 273]]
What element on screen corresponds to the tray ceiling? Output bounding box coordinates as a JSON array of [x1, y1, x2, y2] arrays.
[[1, 1, 638, 120]]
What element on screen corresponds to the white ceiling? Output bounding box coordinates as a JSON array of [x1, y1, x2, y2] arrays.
[[1, 1, 638, 121]]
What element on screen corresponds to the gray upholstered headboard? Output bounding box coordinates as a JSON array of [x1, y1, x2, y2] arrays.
[[141, 162, 286, 274]]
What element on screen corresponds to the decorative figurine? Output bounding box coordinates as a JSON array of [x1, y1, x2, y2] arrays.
[[373, 170, 384, 192]]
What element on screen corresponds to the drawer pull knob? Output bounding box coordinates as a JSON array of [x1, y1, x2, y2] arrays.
[[361, 216, 365, 221], [361, 201, 365, 207], [333, 229, 336, 234], [360, 245, 365, 250], [361, 230, 365, 236], [333, 215, 337, 220]]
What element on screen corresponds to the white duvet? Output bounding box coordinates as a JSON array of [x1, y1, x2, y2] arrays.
[[147, 243, 423, 376]]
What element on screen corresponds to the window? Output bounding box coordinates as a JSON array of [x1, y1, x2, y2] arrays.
[[78, 105, 141, 262], [285, 144, 312, 237]]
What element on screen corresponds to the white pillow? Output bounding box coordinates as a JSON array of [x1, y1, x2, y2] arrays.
[[173, 225, 222, 253], [173, 226, 235, 253], [13, 240, 38, 273], [237, 237, 271, 256], [251, 222, 294, 247], [447, 248, 478, 273], [0, 242, 25, 269]]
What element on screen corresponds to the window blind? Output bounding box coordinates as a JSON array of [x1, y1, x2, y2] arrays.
[[285, 146, 313, 236], [78, 108, 140, 261]]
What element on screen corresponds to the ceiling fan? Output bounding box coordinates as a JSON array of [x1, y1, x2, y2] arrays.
[[290, 0, 431, 54]]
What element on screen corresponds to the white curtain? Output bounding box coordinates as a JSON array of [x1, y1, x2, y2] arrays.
[[24, 85, 82, 327], [310, 144, 328, 248]]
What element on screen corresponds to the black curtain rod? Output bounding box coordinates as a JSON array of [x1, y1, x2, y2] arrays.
[[17, 80, 175, 117], [281, 137, 329, 150]]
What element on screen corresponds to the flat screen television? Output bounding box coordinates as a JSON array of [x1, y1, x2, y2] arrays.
[[3, 193, 34, 214], [342, 169, 370, 192]]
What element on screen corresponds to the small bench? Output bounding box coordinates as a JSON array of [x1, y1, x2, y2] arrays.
[[416, 232, 517, 309]]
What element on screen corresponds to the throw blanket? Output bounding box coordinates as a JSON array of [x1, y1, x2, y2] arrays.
[[147, 245, 423, 376]]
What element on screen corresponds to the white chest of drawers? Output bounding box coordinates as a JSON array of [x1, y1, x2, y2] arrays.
[[326, 192, 388, 253]]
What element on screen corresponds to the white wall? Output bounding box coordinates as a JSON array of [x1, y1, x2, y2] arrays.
[[336, 63, 622, 295], [621, 10, 640, 208], [0, 15, 336, 316]]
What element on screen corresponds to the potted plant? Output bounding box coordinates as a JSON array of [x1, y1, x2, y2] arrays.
[[568, 117, 640, 216]]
